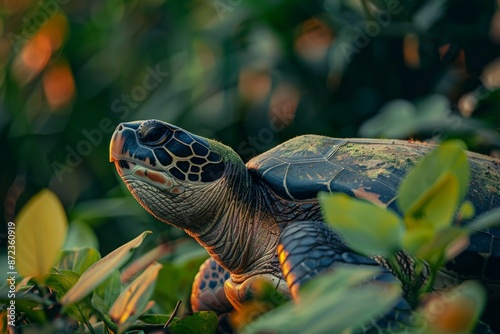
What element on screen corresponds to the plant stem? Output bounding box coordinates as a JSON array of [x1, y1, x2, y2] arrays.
[[419, 252, 445, 296], [93, 304, 118, 332], [386, 254, 404, 285], [165, 300, 182, 328], [77, 305, 96, 334]]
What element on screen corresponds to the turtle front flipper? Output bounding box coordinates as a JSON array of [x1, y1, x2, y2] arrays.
[[191, 258, 233, 314], [278, 220, 414, 332]]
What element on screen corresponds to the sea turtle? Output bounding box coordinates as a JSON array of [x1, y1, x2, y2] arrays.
[[109, 119, 500, 332]]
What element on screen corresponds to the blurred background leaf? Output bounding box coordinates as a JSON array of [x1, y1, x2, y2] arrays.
[[15, 189, 67, 281]]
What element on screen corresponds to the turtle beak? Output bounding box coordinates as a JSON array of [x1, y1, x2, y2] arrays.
[[109, 121, 148, 177], [109, 122, 141, 162]]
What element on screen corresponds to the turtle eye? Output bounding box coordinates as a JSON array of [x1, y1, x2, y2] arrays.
[[139, 121, 172, 146]]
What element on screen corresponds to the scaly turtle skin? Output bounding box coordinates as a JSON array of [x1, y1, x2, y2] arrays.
[[109, 119, 500, 331]]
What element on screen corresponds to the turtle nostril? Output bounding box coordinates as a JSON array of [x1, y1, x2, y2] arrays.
[[117, 124, 124, 131]]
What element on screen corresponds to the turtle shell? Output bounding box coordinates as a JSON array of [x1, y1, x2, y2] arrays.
[[247, 136, 433, 209], [247, 135, 500, 284]]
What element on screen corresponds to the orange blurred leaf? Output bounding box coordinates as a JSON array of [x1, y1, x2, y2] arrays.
[[110, 262, 163, 332], [42, 62, 76, 110]]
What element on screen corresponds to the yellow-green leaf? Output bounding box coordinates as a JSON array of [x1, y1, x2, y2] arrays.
[[60, 231, 152, 306], [169, 311, 218, 334], [57, 247, 101, 275], [109, 262, 163, 333], [46, 270, 93, 322], [63, 221, 99, 249], [458, 201, 475, 221], [319, 193, 404, 257], [402, 228, 435, 255], [92, 270, 122, 314], [243, 265, 402, 334], [16, 189, 68, 281], [398, 140, 469, 216], [404, 172, 459, 231], [403, 226, 468, 264]]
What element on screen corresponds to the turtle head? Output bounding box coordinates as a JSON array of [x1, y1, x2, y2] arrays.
[[110, 119, 246, 231]]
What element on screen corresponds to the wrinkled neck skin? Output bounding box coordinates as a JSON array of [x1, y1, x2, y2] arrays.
[[183, 163, 282, 282]]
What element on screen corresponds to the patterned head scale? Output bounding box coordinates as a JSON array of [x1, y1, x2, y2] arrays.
[[110, 120, 226, 196]]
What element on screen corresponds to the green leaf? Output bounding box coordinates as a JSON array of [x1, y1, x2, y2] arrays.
[[60, 231, 152, 306], [359, 95, 451, 139], [71, 197, 148, 222], [46, 269, 80, 292], [57, 247, 101, 275], [243, 265, 403, 334], [404, 227, 468, 264], [138, 314, 175, 325], [46, 270, 93, 322], [109, 262, 163, 333], [359, 99, 417, 138], [0, 286, 48, 324], [398, 140, 469, 217], [298, 265, 383, 303], [319, 192, 404, 257], [402, 227, 435, 255], [458, 201, 475, 221], [63, 221, 99, 249], [154, 256, 207, 313], [16, 189, 68, 281], [92, 269, 122, 314], [404, 172, 460, 231], [168, 311, 218, 334], [400, 162, 470, 261]]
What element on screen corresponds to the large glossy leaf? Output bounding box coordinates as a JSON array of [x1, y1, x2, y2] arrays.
[[319, 192, 404, 257], [398, 140, 469, 216], [57, 247, 101, 275], [168, 311, 218, 334], [16, 189, 68, 281], [60, 231, 151, 306], [243, 265, 403, 334], [109, 262, 163, 333]]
